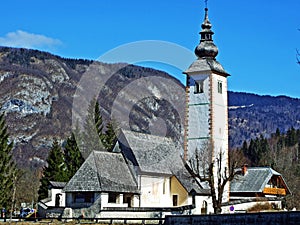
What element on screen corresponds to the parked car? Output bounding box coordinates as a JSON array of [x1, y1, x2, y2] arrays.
[[19, 208, 34, 218]]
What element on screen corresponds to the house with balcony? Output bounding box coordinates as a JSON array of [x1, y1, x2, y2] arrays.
[[226, 166, 291, 212]]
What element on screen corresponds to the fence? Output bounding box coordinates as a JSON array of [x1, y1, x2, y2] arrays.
[[165, 211, 300, 225], [0, 216, 165, 224]]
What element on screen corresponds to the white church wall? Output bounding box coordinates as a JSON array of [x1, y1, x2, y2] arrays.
[[140, 175, 172, 207]]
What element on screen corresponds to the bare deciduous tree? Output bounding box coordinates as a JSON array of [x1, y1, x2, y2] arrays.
[[185, 142, 239, 214]]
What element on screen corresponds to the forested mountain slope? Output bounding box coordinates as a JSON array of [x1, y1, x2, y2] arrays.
[[228, 92, 300, 147]]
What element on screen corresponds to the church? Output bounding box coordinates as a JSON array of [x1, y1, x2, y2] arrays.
[[38, 6, 290, 218]]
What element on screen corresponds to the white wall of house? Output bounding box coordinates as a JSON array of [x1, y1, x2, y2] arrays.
[[45, 188, 66, 207], [140, 175, 172, 207], [101, 193, 139, 209], [193, 195, 213, 214], [101, 193, 128, 209]]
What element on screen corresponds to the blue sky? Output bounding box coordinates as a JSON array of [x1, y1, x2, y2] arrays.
[[0, 0, 299, 98]]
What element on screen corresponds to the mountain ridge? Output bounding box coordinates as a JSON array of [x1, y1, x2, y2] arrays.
[[0, 46, 299, 168]]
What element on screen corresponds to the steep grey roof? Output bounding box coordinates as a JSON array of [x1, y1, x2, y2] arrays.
[[63, 151, 138, 193], [184, 58, 229, 76], [230, 167, 285, 193], [172, 166, 210, 195], [49, 181, 66, 189], [120, 130, 208, 194], [120, 130, 182, 175]]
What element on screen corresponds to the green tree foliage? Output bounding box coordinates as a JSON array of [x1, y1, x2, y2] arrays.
[[83, 98, 119, 155], [286, 127, 297, 147], [0, 113, 18, 209], [83, 98, 105, 157], [94, 101, 104, 138], [38, 139, 68, 200], [64, 132, 84, 179], [103, 120, 119, 152], [243, 135, 271, 166]]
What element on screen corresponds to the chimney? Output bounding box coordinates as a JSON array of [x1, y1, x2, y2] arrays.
[[241, 164, 248, 176]]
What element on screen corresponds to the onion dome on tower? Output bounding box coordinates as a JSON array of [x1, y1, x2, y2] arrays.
[[195, 8, 218, 59], [185, 7, 228, 76]]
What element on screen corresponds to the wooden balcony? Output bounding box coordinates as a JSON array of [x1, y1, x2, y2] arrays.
[[263, 187, 286, 196]]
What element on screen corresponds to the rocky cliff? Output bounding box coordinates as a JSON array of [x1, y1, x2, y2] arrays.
[[0, 47, 184, 168]]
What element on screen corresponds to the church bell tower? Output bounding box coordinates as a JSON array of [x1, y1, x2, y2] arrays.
[[183, 7, 230, 199]]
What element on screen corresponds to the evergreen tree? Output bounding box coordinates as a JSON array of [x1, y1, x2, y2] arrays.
[[83, 98, 105, 157], [83, 98, 120, 154], [241, 140, 248, 156], [38, 139, 68, 200], [286, 127, 297, 147], [64, 132, 84, 179], [95, 101, 104, 139], [243, 135, 271, 166], [103, 120, 119, 152], [275, 128, 281, 137], [0, 113, 18, 208]]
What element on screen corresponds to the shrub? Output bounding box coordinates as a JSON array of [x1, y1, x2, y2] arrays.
[[247, 203, 273, 212]]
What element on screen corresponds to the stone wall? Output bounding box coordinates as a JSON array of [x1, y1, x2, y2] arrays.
[[165, 211, 300, 225]]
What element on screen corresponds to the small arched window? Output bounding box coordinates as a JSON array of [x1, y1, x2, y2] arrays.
[[201, 200, 208, 214], [195, 80, 204, 94]]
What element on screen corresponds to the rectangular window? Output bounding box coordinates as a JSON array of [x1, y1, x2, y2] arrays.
[[123, 194, 133, 207], [163, 178, 166, 194], [74, 192, 93, 203], [194, 80, 204, 94], [218, 81, 222, 94], [108, 193, 118, 203], [172, 195, 178, 206]]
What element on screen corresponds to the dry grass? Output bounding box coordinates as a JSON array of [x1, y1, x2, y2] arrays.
[[246, 203, 274, 212]]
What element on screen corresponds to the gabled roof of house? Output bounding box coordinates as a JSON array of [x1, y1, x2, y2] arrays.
[[230, 167, 290, 194], [49, 181, 66, 189], [63, 151, 138, 193]]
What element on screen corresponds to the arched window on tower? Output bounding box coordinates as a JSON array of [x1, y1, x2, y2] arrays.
[[218, 80, 222, 94], [195, 80, 204, 94]]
